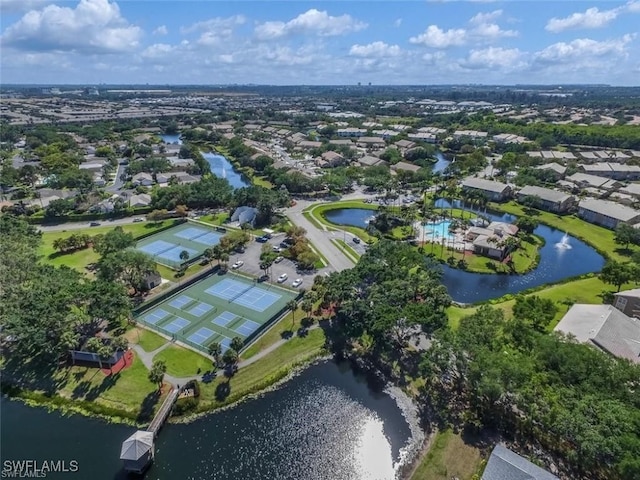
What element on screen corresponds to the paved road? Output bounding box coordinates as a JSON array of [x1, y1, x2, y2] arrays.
[[105, 162, 127, 193], [37, 216, 142, 232], [285, 200, 356, 272]]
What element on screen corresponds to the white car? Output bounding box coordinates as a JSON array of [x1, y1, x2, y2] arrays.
[[292, 278, 303, 288], [132, 217, 144, 223], [274, 255, 284, 263], [231, 260, 244, 269], [277, 273, 288, 283], [273, 246, 283, 253]]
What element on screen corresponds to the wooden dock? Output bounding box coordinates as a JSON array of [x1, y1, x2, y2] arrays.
[[147, 387, 179, 436]]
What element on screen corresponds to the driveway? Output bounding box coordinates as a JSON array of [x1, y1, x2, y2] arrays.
[[105, 162, 127, 193]]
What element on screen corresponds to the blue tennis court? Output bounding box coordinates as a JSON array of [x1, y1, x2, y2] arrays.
[[212, 311, 236, 327], [169, 295, 194, 309], [143, 308, 170, 325], [163, 317, 190, 333], [138, 240, 175, 256], [188, 327, 215, 345], [205, 278, 282, 312], [174, 226, 209, 241], [234, 319, 261, 337], [220, 337, 232, 350], [188, 302, 214, 317], [191, 232, 222, 246], [157, 246, 198, 263]]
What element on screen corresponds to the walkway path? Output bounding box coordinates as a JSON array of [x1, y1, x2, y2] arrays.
[[131, 324, 321, 386]]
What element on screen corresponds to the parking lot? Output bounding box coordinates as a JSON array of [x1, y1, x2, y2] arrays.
[[227, 232, 334, 291]]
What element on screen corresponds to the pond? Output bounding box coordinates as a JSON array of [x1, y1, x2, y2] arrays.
[[431, 152, 450, 173], [201, 152, 251, 189], [1, 361, 420, 480], [323, 206, 605, 303]]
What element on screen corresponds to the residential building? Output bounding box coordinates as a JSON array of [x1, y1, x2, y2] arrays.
[[577, 198, 640, 229], [517, 185, 576, 213], [131, 172, 154, 187], [357, 155, 387, 167], [394, 139, 416, 150], [337, 127, 367, 138], [461, 178, 512, 202], [580, 162, 640, 181], [492, 133, 529, 144], [453, 130, 488, 141], [566, 172, 621, 190], [407, 132, 437, 143], [619, 183, 640, 199], [534, 163, 566, 179], [166, 156, 195, 170], [298, 140, 322, 149], [356, 137, 386, 149], [482, 444, 558, 480], [613, 288, 640, 319], [129, 193, 151, 208], [320, 151, 346, 167], [465, 221, 519, 260], [390, 161, 421, 173], [554, 304, 640, 364]]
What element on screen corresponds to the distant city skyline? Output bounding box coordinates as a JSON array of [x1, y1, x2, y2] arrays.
[[1, 0, 639, 86]]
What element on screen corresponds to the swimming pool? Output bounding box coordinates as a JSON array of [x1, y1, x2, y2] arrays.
[[422, 220, 456, 241]]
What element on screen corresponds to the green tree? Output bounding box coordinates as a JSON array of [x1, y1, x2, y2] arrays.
[[614, 223, 640, 251], [222, 348, 239, 368], [97, 250, 157, 295], [179, 250, 190, 263], [92, 226, 135, 257], [600, 261, 634, 292], [148, 360, 167, 392], [208, 342, 222, 367], [512, 295, 558, 332], [515, 216, 539, 235], [230, 336, 244, 352]]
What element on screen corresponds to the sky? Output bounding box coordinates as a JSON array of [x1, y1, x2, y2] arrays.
[[1, 0, 639, 86]]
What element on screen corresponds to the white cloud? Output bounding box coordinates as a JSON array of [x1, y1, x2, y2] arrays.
[[141, 43, 174, 59], [0, 0, 51, 14], [180, 15, 246, 35], [152, 25, 168, 36], [394, 18, 402, 28], [534, 35, 635, 64], [546, 7, 620, 33], [628, 1, 640, 13], [1, 0, 142, 53], [461, 46, 523, 69], [254, 9, 367, 40], [472, 23, 517, 40], [349, 41, 401, 58], [410, 25, 466, 48], [469, 9, 503, 25]]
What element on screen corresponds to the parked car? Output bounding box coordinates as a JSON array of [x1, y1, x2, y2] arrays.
[[352, 237, 361, 244], [273, 246, 283, 253], [256, 236, 268, 243], [231, 260, 244, 269], [235, 246, 246, 253], [89, 222, 101, 227], [292, 278, 303, 288], [274, 256, 284, 263], [277, 273, 288, 283], [132, 217, 144, 223]]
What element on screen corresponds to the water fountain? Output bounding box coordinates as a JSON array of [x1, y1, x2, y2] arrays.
[[221, 165, 227, 179], [555, 232, 572, 250]]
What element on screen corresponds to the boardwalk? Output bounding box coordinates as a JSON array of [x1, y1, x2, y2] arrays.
[[147, 388, 179, 436]]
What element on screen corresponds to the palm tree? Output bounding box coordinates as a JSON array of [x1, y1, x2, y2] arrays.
[[220, 252, 229, 269], [288, 299, 298, 328], [230, 336, 244, 352], [212, 245, 223, 266], [301, 298, 314, 319], [179, 250, 190, 263], [203, 248, 215, 267], [148, 360, 167, 392], [208, 342, 221, 367]]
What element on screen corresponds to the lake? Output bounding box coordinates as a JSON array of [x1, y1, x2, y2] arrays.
[[323, 206, 605, 303], [1, 361, 419, 480], [201, 152, 250, 189]]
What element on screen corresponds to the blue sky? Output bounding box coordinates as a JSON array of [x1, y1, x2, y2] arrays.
[[1, 0, 639, 85]]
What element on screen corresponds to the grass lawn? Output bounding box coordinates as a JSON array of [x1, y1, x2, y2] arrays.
[[410, 429, 482, 480], [335, 239, 360, 261], [38, 220, 172, 272], [198, 327, 326, 411], [199, 212, 229, 225], [489, 201, 639, 262], [240, 305, 313, 360], [124, 327, 168, 352], [153, 344, 213, 377], [446, 276, 637, 330]]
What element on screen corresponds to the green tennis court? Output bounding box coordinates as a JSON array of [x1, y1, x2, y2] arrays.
[[135, 271, 298, 353], [136, 221, 226, 269]]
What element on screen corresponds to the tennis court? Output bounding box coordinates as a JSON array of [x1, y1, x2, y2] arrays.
[[135, 221, 224, 269], [135, 271, 298, 354]]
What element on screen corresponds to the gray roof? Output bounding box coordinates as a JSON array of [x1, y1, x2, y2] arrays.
[[231, 206, 258, 225], [462, 177, 510, 194], [518, 185, 572, 204], [554, 304, 640, 364], [578, 199, 640, 222], [566, 172, 609, 188], [535, 163, 566, 174], [120, 430, 153, 460], [482, 445, 559, 480], [615, 288, 640, 300]]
